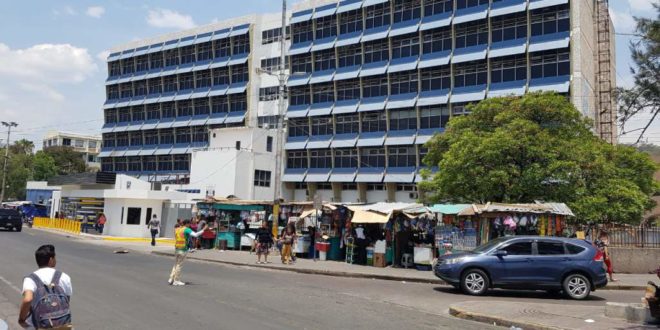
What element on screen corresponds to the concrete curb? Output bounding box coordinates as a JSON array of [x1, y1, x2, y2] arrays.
[[449, 305, 562, 330], [151, 251, 447, 285], [102, 237, 174, 245]]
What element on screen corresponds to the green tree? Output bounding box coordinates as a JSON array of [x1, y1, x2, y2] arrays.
[[421, 92, 659, 224], [43, 146, 87, 175], [33, 151, 59, 181], [617, 3, 660, 143], [2, 139, 35, 200]]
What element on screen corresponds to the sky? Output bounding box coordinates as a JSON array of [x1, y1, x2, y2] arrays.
[[0, 0, 657, 148]]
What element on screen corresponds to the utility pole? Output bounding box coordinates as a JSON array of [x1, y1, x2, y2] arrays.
[[0, 121, 18, 203], [272, 0, 287, 238]]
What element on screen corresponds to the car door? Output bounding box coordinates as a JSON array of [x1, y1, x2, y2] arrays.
[[489, 240, 535, 285], [533, 240, 569, 286]]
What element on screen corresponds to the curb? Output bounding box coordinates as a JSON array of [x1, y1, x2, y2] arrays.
[[601, 284, 647, 291], [102, 237, 174, 245], [449, 305, 562, 330], [151, 251, 447, 285]]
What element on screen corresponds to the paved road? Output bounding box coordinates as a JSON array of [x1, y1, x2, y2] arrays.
[[0, 229, 643, 330]]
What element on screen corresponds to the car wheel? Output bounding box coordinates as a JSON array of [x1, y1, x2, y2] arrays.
[[461, 269, 489, 296], [563, 274, 591, 300]]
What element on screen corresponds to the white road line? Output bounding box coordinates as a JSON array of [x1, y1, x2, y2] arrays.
[[0, 276, 21, 294]]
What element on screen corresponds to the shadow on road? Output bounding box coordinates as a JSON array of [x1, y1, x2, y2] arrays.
[[432, 286, 607, 301]]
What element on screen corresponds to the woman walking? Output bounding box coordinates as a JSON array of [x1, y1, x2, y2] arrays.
[[255, 221, 273, 264]]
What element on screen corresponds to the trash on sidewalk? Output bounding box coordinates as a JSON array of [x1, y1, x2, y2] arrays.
[[114, 249, 129, 254]]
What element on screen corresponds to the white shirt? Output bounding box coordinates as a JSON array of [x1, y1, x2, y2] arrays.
[[355, 227, 366, 240], [22, 268, 72, 329], [22, 268, 72, 297]]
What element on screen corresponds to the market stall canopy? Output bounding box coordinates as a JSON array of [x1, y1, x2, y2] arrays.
[[459, 202, 574, 217], [346, 202, 425, 214], [351, 209, 391, 224], [429, 204, 472, 215]]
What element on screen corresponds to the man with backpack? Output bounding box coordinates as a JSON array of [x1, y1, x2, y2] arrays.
[[18, 244, 72, 329]]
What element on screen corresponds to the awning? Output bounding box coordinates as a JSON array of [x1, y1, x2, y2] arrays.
[[417, 89, 449, 106], [420, 12, 452, 31], [491, 0, 527, 17], [306, 135, 332, 149], [213, 204, 264, 211], [309, 69, 335, 84], [386, 93, 417, 109], [311, 37, 336, 52], [287, 73, 311, 87], [291, 9, 313, 24], [337, 0, 362, 13], [418, 50, 451, 69], [336, 31, 362, 47], [359, 61, 388, 77], [227, 82, 247, 95], [384, 167, 416, 183], [451, 86, 487, 103], [282, 169, 307, 182], [452, 44, 488, 63], [211, 28, 231, 41], [209, 57, 230, 69], [289, 42, 313, 56], [331, 134, 358, 148], [490, 38, 527, 58], [529, 31, 570, 53], [385, 131, 416, 145], [358, 96, 387, 112], [351, 210, 390, 224], [453, 4, 488, 25], [228, 54, 249, 66], [333, 99, 359, 114], [334, 65, 361, 81], [389, 19, 419, 37], [329, 168, 356, 182], [388, 56, 418, 73], [229, 24, 250, 37], [308, 102, 334, 117], [284, 137, 308, 150], [305, 168, 331, 182], [529, 75, 570, 93], [313, 3, 337, 19], [529, 0, 568, 10], [429, 204, 472, 215], [361, 25, 389, 42], [355, 168, 384, 182], [224, 111, 246, 123], [357, 132, 386, 147]]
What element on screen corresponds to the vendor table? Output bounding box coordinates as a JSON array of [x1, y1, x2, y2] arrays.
[[216, 231, 241, 250], [413, 246, 433, 265]]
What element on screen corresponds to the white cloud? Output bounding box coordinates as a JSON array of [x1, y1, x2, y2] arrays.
[[0, 44, 102, 146], [0, 43, 97, 83], [96, 50, 111, 62], [53, 6, 77, 17], [146, 8, 196, 30], [86, 6, 105, 18], [609, 8, 637, 34], [628, 0, 656, 14]]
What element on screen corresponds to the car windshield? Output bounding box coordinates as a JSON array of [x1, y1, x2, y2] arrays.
[[472, 237, 509, 254]]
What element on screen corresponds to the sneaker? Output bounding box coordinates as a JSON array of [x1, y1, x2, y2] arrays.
[[172, 281, 186, 286], [167, 279, 173, 285]]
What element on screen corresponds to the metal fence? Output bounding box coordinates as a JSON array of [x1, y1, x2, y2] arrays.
[[604, 226, 660, 248]]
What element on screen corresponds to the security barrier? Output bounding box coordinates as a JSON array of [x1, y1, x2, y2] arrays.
[[33, 217, 82, 235]]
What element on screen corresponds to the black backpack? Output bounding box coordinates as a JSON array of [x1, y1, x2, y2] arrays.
[[28, 271, 71, 328]]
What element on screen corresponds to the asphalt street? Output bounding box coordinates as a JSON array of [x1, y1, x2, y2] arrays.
[[0, 229, 643, 330]]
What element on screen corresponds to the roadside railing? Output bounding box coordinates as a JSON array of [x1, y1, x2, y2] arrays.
[[604, 226, 660, 248], [33, 217, 81, 235]]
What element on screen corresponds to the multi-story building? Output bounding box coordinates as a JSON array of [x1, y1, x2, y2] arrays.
[[100, 0, 616, 203], [43, 131, 102, 169]]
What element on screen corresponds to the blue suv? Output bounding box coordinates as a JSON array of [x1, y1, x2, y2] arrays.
[[433, 236, 608, 299]]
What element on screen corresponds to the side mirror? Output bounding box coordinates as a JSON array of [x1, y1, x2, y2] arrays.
[[495, 250, 508, 257]]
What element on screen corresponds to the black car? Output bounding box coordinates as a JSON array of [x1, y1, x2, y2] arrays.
[[0, 208, 23, 232]]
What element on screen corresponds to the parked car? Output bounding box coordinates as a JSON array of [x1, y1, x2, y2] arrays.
[[433, 236, 607, 300], [0, 208, 23, 232]]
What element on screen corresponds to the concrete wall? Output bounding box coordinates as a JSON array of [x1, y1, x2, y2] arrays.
[[104, 198, 163, 238], [609, 247, 660, 274], [571, 0, 597, 122]]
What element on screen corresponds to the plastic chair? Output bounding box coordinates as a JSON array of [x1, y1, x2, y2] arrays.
[[345, 237, 356, 264], [401, 253, 413, 269]]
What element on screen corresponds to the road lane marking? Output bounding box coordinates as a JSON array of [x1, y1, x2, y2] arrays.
[[0, 276, 21, 294]]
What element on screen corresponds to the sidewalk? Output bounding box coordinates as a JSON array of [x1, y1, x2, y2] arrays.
[[32, 227, 653, 290], [0, 288, 20, 330], [449, 300, 656, 330]]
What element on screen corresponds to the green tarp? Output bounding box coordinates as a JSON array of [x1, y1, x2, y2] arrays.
[[429, 204, 471, 215]]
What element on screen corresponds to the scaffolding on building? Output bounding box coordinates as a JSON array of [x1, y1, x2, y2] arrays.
[[595, 0, 616, 144]]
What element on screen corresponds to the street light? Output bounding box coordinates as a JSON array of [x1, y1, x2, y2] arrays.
[[0, 121, 18, 203]]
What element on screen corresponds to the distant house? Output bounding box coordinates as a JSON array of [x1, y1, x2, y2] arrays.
[[42, 131, 102, 170]]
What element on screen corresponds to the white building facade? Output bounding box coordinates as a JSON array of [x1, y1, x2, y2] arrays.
[[43, 131, 102, 169]]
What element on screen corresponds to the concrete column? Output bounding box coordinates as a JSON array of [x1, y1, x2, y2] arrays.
[[307, 183, 317, 201], [331, 182, 342, 202], [386, 182, 396, 202], [357, 183, 367, 203]]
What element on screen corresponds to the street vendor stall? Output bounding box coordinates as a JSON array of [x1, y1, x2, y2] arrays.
[[458, 202, 574, 246], [196, 198, 271, 250]]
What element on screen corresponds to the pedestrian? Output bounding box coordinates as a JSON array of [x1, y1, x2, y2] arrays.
[[81, 215, 89, 233], [280, 224, 296, 265], [148, 214, 161, 246], [255, 221, 273, 264], [196, 217, 207, 249], [96, 212, 107, 234], [168, 219, 207, 286], [308, 225, 317, 260], [18, 245, 73, 329], [595, 231, 617, 282]]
